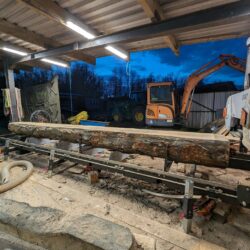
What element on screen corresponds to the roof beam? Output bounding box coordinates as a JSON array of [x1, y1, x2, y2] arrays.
[[18, 0, 128, 60], [18, 0, 96, 37], [0, 18, 58, 48], [137, 0, 164, 22], [164, 35, 179, 56], [0, 18, 96, 64], [0, 40, 51, 70], [13, 0, 250, 65], [137, 0, 179, 55], [0, 60, 33, 72]]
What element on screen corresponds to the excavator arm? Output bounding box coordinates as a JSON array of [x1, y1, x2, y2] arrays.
[[180, 54, 246, 118]]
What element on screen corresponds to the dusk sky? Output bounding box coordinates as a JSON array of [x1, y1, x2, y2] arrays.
[[93, 37, 247, 88]]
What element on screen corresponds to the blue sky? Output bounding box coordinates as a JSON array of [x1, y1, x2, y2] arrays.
[[94, 37, 247, 87]]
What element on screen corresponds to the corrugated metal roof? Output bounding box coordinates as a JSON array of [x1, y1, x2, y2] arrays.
[[0, 0, 248, 67]]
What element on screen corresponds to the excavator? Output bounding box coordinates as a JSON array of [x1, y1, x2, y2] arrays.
[[146, 54, 246, 127]]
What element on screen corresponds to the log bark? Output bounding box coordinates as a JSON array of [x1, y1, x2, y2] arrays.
[[8, 122, 230, 167]]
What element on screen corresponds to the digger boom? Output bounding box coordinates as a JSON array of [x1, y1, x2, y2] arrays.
[[181, 54, 246, 118]]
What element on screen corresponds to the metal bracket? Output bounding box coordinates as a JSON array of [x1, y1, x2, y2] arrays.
[[189, 164, 197, 177], [237, 185, 250, 207]]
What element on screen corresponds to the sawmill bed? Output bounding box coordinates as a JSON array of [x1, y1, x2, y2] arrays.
[[1, 149, 250, 250], [1, 134, 250, 249], [2, 137, 250, 207]]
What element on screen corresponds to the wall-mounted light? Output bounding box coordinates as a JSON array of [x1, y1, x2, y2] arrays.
[[2, 47, 28, 56], [105, 46, 128, 60], [66, 21, 95, 40], [41, 58, 68, 68]]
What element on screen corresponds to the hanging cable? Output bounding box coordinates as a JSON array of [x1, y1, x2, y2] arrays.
[[126, 61, 131, 98], [67, 67, 73, 116]]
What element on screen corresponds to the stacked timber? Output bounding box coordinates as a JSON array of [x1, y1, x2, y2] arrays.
[[9, 122, 230, 168]]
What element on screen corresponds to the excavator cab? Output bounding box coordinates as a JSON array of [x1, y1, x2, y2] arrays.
[[146, 82, 175, 126]]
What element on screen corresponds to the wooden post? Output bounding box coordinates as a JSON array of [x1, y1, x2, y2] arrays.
[[88, 171, 99, 184], [4, 61, 19, 122]]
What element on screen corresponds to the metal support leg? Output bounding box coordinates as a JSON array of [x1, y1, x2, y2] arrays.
[[182, 179, 194, 234], [164, 158, 172, 172], [4, 139, 10, 161], [48, 149, 55, 176], [79, 141, 82, 154], [189, 164, 197, 177]]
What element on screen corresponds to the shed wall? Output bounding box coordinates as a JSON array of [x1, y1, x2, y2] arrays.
[[186, 91, 238, 129]]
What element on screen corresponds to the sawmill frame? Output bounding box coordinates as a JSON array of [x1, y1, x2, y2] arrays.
[[1, 136, 250, 209]]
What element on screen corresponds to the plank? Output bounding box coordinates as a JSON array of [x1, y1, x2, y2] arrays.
[[8, 122, 230, 167]]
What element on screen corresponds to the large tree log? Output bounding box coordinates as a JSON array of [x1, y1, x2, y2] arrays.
[[8, 122, 230, 167]]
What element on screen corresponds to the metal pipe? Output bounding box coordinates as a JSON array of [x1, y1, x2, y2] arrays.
[[142, 189, 201, 199], [67, 67, 73, 116]]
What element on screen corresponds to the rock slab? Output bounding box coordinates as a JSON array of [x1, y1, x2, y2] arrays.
[[0, 198, 134, 250]]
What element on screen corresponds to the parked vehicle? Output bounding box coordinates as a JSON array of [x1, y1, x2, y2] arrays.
[[107, 91, 146, 126], [146, 54, 245, 127]]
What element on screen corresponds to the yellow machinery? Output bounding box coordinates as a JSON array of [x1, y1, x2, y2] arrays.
[[68, 111, 88, 124], [146, 82, 176, 126], [146, 54, 245, 127]]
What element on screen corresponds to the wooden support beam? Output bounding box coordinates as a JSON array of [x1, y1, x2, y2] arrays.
[[68, 51, 96, 65], [164, 35, 179, 56], [137, 0, 180, 55], [0, 18, 58, 48], [137, 0, 165, 22], [0, 18, 95, 64], [8, 122, 230, 168], [13, 0, 250, 65], [18, 0, 127, 61], [18, 0, 95, 36]]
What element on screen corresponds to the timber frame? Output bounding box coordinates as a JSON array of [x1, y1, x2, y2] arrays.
[[137, 0, 179, 55], [11, 0, 250, 66], [0, 0, 248, 69]]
